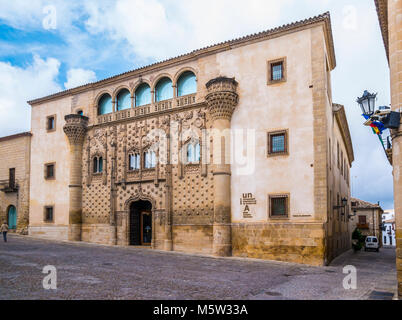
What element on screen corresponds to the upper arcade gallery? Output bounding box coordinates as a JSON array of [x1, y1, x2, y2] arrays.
[[95, 70, 197, 116]]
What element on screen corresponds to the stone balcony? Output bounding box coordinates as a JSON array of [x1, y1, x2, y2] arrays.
[[96, 93, 197, 125], [0, 179, 18, 193]]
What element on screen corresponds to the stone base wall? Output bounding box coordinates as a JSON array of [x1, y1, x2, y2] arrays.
[[29, 226, 68, 241], [82, 224, 115, 245], [326, 233, 351, 263], [172, 225, 213, 255], [232, 222, 326, 266]]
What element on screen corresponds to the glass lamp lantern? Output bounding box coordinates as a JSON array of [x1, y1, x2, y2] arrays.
[[357, 90, 377, 116]]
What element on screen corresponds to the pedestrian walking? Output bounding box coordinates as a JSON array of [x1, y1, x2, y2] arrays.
[[0, 222, 9, 242]]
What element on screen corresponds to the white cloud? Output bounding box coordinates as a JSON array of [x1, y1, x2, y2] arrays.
[[0, 55, 61, 136], [64, 68, 97, 89], [83, 0, 292, 60]]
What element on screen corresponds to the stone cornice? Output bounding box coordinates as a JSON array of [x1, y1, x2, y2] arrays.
[[333, 103, 355, 166], [28, 12, 336, 106], [374, 0, 389, 62]]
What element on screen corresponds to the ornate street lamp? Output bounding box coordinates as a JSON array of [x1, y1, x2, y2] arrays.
[[356, 90, 401, 165], [334, 197, 348, 216], [357, 90, 377, 116]]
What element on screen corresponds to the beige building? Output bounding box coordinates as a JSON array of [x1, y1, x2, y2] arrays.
[[0, 132, 31, 232], [375, 0, 402, 297], [25, 12, 353, 266], [350, 198, 383, 243]]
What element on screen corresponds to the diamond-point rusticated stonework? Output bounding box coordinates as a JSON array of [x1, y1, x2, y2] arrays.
[[63, 114, 89, 145], [205, 77, 239, 121]]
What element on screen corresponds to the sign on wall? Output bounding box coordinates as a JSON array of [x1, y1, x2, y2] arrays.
[[240, 193, 257, 218]]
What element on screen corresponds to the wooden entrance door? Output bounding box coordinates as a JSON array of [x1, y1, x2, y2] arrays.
[[8, 206, 17, 229], [141, 211, 152, 245]]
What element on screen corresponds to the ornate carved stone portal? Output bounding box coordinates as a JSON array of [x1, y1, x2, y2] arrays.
[[63, 114, 88, 241], [205, 77, 238, 257]]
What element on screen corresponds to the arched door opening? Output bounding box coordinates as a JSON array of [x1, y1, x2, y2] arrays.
[[7, 205, 17, 230], [129, 200, 152, 246]]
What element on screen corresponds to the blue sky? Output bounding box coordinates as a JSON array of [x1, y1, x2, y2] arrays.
[[0, 0, 394, 209]]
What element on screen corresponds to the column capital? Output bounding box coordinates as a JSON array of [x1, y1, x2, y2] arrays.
[[63, 114, 89, 145], [205, 77, 239, 121]]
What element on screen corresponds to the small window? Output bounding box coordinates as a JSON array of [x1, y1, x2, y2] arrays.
[[267, 130, 288, 156], [341, 151, 344, 175], [329, 138, 332, 170], [129, 153, 141, 170], [44, 206, 54, 222], [46, 115, 56, 132], [77, 110, 83, 116], [358, 215, 367, 224], [144, 151, 156, 169], [93, 157, 103, 174], [9, 168, 15, 189], [267, 58, 286, 84], [337, 141, 340, 169], [272, 62, 283, 81], [44, 163, 55, 180], [269, 194, 289, 218], [186, 142, 200, 163]]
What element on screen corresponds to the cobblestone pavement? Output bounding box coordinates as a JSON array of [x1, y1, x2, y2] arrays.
[[0, 235, 397, 300]]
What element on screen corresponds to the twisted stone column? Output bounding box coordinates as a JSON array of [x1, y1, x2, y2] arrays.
[[205, 77, 238, 257], [63, 114, 88, 241]]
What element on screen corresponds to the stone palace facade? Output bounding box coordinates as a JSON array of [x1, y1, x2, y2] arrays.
[[1, 12, 355, 266]]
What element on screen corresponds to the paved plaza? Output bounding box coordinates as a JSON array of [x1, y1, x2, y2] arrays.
[[0, 235, 397, 300]]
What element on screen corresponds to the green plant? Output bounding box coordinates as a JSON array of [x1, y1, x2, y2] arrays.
[[352, 228, 364, 251]]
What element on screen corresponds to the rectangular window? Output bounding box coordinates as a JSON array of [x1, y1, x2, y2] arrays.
[[46, 115, 56, 132], [129, 154, 140, 170], [267, 57, 286, 84], [269, 194, 289, 218], [267, 130, 288, 156], [44, 206, 54, 222], [271, 62, 283, 81], [9, 168, 15, 189], [337, 142, 340, 169], [44, 163, 55, 180], [337, 193, 340, 220], [329, 138, 332, 170], [358, 215, 367, 224], [341, 151, 344, 175]]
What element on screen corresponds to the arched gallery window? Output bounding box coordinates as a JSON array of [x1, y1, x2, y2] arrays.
[[93, 156, 103, 173], [135, 83, 151, 107], [98, 94, 113, 115], [116, 89, 131, 111], [155, 77, 173, 102], [177, 71, 196, 97]]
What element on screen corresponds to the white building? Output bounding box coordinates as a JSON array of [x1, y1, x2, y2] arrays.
[[382, 210, 395, 247]]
